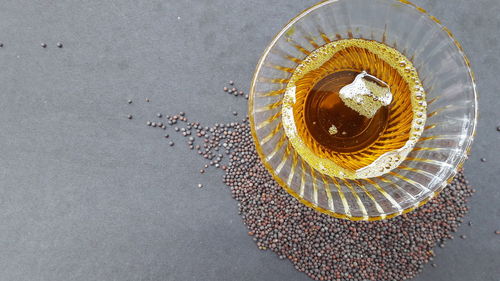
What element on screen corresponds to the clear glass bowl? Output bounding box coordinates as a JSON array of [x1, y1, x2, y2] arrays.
[[249, 0, 477, 220]]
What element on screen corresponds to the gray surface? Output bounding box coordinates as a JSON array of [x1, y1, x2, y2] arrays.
[[0, 0, 498, 280]]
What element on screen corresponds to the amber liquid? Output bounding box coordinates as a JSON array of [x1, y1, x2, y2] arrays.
[[304, 70, 389, 153], [288, 39, 423, 172]]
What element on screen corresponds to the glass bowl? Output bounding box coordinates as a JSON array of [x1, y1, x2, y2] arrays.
[[248, 0, 477, 220]]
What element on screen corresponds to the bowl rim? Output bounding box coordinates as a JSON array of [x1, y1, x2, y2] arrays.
[[248, 0, 478, 221]]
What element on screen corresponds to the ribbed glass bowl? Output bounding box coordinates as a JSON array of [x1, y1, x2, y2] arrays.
[[249, 0, 477, 220]]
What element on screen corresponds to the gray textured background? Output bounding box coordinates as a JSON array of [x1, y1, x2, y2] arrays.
[[0, 0, 498, 280]]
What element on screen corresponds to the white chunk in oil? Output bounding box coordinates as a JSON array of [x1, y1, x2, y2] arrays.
[[328, 125, 338, 135], [339, 71, 392, 118]]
